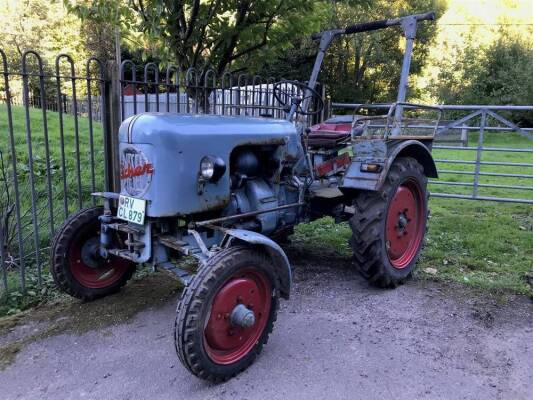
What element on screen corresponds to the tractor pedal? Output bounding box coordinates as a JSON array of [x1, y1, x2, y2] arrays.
[[159, 236, 187, 248], [159, 236, 207, 258]]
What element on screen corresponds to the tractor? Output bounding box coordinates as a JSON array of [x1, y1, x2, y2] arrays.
[[51, 12, 441, 381]]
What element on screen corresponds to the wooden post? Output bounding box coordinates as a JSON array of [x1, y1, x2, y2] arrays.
[[104, 61, 121, 192]]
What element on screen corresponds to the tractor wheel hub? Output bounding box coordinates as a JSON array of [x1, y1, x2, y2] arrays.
[[80, 237, 104, 269], [230, 303, 256, 328]]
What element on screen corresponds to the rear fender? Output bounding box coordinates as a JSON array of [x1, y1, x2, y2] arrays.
[[223, 229, 291, 299], [340, 139, 437, 193]]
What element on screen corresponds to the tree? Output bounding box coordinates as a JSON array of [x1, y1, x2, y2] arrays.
[[429, 32, 533, 125], [0, 0, 88, 66], [81, 19, 116, 63], [67, 0, 325, 74], [0, 0, 90, 102], [255, 0, 445, 105]]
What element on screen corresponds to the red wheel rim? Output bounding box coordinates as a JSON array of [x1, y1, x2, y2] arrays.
[[203, 268, 271, 365], [385, 178, 426, 269], [68, 232, 131, 289]]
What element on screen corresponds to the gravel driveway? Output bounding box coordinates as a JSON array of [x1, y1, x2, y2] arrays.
[[1, 251, 532, 400]]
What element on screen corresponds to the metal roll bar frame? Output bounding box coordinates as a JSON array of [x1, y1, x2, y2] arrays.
[[298, 11, 436, 135]]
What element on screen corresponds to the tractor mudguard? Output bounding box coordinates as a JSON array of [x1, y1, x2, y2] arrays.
[[223, 228, 292, 299], [340, 139, 438, 192]]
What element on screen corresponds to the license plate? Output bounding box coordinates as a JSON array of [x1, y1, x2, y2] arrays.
[[117, 195, 146, 225]]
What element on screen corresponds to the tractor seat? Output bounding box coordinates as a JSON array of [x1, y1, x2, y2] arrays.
[[308, 116, 364, 148]]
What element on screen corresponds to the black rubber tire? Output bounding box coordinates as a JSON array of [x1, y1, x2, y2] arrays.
[[349, 157, 429, 288], [51, 206, 135, 301], [174, 246, 279, 382]]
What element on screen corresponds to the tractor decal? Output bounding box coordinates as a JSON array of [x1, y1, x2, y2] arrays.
[[120, 147, 154, 197]]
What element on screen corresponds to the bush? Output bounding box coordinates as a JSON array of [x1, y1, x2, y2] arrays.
[[431, 32, 533, 125]]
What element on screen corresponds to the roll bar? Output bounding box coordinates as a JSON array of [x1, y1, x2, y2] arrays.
[[311, 12, 435, 40], [297, 12, 436, 135]]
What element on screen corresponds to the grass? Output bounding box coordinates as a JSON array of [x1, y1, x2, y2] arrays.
[[431, 131, 533, 200], [420, 199, 532, 294], [0, 104, 531, 316], [0, 103, 106, 313], [292, 198, 532, 296]]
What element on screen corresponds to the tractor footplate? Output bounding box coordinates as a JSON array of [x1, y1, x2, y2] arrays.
[[158, 261, 192, 285], [159, 236, 203, 257]]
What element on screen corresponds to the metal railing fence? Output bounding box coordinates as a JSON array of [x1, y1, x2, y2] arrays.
[[0, 50, 111, 296], [0, 93, 104, 122], [118, 60, 327, 125]]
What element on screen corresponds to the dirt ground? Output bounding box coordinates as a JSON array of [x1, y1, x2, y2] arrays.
[[0, 250, 532, 400]]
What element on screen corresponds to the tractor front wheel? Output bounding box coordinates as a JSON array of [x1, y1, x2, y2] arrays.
[[174, 246, 279, 382], [349, 157, 429, 288], [51, 206, 135, 300]]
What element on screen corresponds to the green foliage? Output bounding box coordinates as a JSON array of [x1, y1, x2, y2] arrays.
[[323, 0, 445, 103], [67, 0, 324, 75], [0, 0, 88, 68], [430, 32, 533, 124], [257, 0, 446, 104]]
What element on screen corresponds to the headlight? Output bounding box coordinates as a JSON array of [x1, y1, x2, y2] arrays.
[[200, 157, 215, 180], [199, 155, 226, 182]]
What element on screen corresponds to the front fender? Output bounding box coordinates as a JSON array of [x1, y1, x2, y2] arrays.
[[224, 229, 291, 299], [340, 139, 438, 193]]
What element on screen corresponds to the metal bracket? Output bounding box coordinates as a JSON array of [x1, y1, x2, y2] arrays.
[[392, 17, 419, 136], [401, 16, 418, 39], [187, 229, 214, 257]]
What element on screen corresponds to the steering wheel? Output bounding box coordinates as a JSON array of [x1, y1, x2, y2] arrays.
[[273, 80, 324, 116]]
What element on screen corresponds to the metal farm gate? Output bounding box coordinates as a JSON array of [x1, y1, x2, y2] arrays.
[[333, 103, 533, 204], [0, 50, 532, 296]]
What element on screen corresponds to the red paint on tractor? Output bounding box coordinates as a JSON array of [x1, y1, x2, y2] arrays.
[[315, 152, 351, 177], [385, 178, 425, 269], [204, 268, 271, 365], [68, 237, 131, 289], [310, 122, 352, 133], [120, 162, 154, 179]]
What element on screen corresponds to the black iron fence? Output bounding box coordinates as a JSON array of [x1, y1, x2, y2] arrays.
[[1, 49, 531, 298], [0, 92, 104, 122], [118, 60, 327, 123], [0, 50, 112, 296]]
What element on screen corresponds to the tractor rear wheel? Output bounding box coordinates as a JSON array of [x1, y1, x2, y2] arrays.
[[349, 157, 429, 288], [174, 246, 279, 382], [51, 206, 135, 300]]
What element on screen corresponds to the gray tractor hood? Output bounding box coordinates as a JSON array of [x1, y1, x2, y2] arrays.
[[120, 113, 296, 144], [118, 113, 300, 217]]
